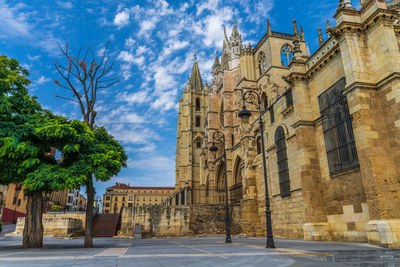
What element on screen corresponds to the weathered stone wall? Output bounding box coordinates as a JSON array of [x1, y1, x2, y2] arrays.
[[15, 213, 85, 237], [119, 206, 190, 238], [118, 205, 243, 238]]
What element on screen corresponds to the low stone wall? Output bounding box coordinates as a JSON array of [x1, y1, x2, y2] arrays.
[[15, 213, 85, 237], [118, 206, 190, 238], [118, 205, 242, 238]]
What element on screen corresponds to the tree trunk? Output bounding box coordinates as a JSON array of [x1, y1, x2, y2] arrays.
[[84, 177, 95, 248], [23, 192, 43, 248]]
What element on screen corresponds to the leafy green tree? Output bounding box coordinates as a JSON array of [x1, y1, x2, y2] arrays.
[[0, 55, 127, 248]]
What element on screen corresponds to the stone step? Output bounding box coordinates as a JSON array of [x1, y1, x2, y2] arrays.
[[342, 261, 400, 266], [315, 250, 400, 265]]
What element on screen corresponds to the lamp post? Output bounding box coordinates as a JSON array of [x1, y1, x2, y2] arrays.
[[209, 130, 232, 244], [238, 89, 275, 249]]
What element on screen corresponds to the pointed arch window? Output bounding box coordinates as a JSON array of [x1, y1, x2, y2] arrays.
[[281, 44, 293, 66], [231, 157, 243, 204], [257, 136, 262, 154], [216, 161, 226, 203], [318, 78, 359, 174], [258, 52, 267, 76], [275, 126, 291, 197], [196, 98, 201, 111], [261, 92, 268, 111], [196, 116, 201, 127], [196, 137, 202, 148]]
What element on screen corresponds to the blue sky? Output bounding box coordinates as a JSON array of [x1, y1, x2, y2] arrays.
[[0, 0, 361, 198]]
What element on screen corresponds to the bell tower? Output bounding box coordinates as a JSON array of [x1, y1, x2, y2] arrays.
[[175, 57, 208, 192]]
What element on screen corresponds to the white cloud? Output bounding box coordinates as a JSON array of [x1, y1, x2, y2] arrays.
[[202, 7, 234, 47], [163, 40, 189, 56], [0, 1, 63, 55], [58, 1, 73, 9], [118, 90, 150, 105], [124, 113, 145, 124], [151, 89, 178, 111], [153, 66, 176, 92], [138, 17, 158, 37], [36, 76, 51, 85], [125, 38, 136, 48], [196, 0, 220, 15], [243, 0, 273, 24], [27, 54, 41, 61], [0, 1, 31, 38], [114, 9, 130, 28], [117, 51, 145, 65]]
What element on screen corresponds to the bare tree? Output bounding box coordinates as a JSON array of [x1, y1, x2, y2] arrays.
[[54, 41, 120, 247]]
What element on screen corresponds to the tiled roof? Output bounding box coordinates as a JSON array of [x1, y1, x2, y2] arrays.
[[106, 183, 174, 190]]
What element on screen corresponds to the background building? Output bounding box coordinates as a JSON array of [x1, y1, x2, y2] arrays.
[[102, 183, 174, 214], [0, 185, 8, 220], [174, 0, 400, 248], [2, 184, 86, 223]]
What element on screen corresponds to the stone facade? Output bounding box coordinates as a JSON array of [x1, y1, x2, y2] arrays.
[[174, 0, 400, 248]]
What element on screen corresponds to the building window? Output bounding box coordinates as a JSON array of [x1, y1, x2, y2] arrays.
[[196, 116, 201, 127], [128, 196, 133, 201], [105, 203, 110, 207], [122, 197, 125, 202], [281, 44, 293, 66], [258, 52, 266, 76], [17, 199, 21, 207], [13, 196, 17, 205], [275, 126, 291, 198], [318, 78, 359, 174], [149, 198, 152, 201], [286, 89, 293, 107], [196, 137, 202, 148], [106, 196, 110, 200], [143, 197, 145, 201], [261, 92, 268, 111], [196, 98, 201, 111], [104, 209, 109, 214], [257, 136, 262, 154], [128, 203, 132, 207], [269, 107, 275, 123], [115, 196, 118, 201]]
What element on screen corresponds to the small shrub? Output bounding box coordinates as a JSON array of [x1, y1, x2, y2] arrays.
[[51, 205, 62, 211]]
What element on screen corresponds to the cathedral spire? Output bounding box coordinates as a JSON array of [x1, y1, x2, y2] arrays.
[[232, 20, 239, 37], [188, 58, 204, 91], [318, 27, 324, 46], [267, 19, 272, 35], [293, 19, 299, 37], [213, 51, 220, 68], [300, 26, 305, 41]]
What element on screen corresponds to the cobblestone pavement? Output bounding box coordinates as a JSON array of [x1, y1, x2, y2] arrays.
[[0, 234, 398, 267]]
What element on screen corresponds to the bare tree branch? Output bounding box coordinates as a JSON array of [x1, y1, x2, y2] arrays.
[[54, 41, 119, 128], [54, 94, 79, 104]]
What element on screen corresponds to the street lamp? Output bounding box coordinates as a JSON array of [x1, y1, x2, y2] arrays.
[[238, 88, 275, 249], [209, 130, 232, 244]]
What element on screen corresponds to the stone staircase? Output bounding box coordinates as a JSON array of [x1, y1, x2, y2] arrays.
[[316, 249, 400, 266], [93, 214, 119, 237]]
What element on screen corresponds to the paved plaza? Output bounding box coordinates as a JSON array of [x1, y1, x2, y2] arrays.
[[1, 226, 400, 267]]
